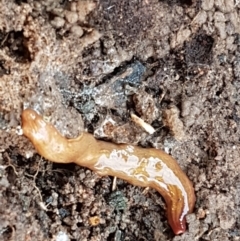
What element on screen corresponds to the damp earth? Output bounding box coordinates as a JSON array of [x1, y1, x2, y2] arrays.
[[0, 0, 240, 241]]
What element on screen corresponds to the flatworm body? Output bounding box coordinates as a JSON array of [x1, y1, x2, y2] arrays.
[[21, 109, 196, 234]]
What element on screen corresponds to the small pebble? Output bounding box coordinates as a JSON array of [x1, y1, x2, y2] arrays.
[[51, 16, 65, 28], [70, 25, 84, 37], [65, 10, 78, 24]]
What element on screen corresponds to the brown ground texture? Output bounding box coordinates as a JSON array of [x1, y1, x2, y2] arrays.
[[0, 0, 240, 240]]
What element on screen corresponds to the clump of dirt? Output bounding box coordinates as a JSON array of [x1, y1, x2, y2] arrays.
[[1, 0, 240, 240]]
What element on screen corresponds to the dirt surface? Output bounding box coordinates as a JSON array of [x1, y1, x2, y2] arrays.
[[0, 0, 240, 240]]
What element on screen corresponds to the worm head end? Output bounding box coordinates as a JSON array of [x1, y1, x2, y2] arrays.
[[22, 109, 47, 140]]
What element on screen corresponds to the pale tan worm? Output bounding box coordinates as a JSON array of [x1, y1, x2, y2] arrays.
[[21, 109, 196, 234]]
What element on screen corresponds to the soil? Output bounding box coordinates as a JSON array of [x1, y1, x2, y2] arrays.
[[0, 0, 240, 241]]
